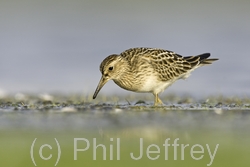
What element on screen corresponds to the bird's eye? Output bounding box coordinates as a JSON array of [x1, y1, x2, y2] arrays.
[[108, 66, 113, 71]]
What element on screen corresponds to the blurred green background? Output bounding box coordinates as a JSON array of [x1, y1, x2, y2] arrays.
[[1, 129, 249, 167], [0, 97, 250, 167]]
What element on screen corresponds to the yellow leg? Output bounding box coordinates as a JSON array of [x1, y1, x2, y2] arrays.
[[153, 93, 163, 106]]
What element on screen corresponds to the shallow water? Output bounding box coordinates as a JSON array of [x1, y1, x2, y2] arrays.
[[0, 95, 250, 167]]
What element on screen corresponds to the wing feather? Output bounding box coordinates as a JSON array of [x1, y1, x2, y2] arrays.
[[119, 47, 208, 81]]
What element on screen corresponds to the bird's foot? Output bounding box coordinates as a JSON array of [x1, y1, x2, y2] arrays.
[[154, 98, 163, 106]]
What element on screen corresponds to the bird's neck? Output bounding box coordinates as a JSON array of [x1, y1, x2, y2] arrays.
[[113, 64, 139, 91]]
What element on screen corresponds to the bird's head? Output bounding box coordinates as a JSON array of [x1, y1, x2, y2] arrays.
[[93, 54, 125, 99]]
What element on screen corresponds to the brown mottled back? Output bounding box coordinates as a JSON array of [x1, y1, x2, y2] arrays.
[[119, 47, 216, 81]]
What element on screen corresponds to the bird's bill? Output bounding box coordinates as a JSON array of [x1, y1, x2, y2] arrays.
[[93, 76, 109, 99]]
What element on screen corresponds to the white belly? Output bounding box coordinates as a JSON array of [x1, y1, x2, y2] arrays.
[[138, 75, 174, 94]]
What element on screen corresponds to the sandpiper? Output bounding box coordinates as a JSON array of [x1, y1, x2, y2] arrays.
[[93, 47, 218, 105]]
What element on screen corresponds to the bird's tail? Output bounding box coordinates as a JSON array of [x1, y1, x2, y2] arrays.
[[184, 53, 218, 68]]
